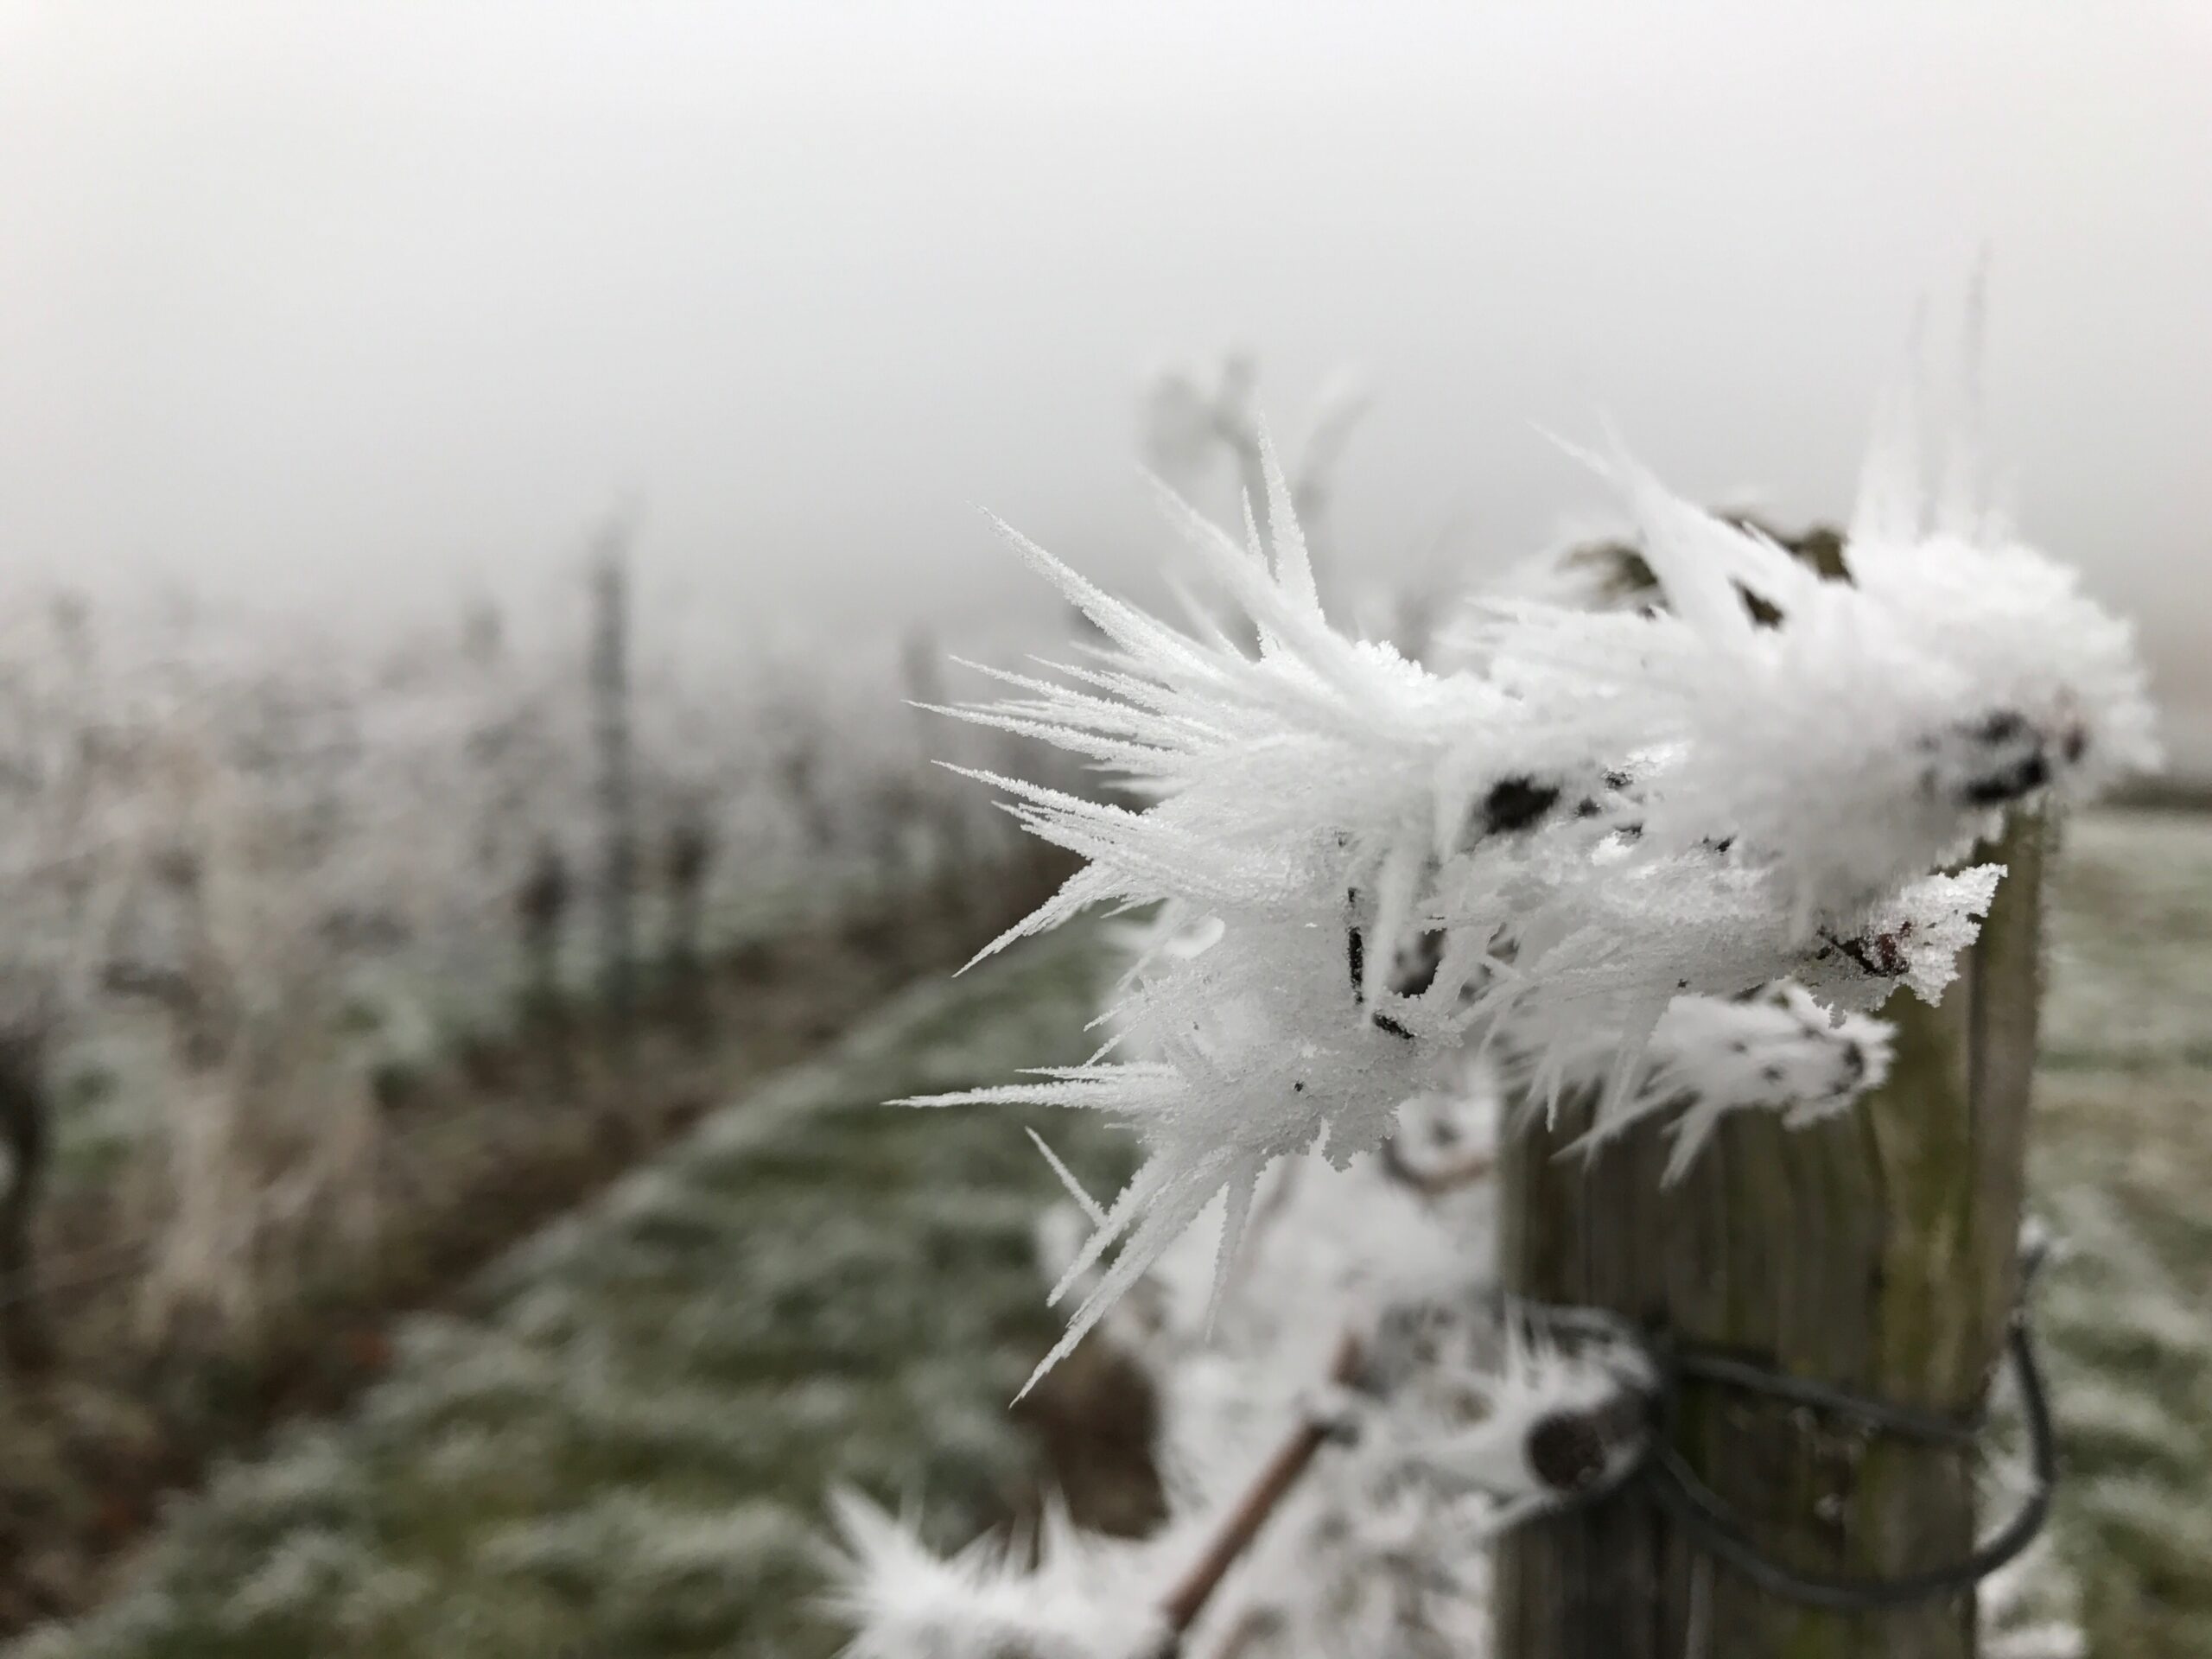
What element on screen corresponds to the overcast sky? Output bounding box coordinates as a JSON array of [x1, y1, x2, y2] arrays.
[[3, 3, 2209, 757]]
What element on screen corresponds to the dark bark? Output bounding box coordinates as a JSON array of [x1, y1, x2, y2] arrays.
[[516, 838, 571, 1029], [0, 1023, 55, 1373], [589, 543, 639, 1037], [662, 820, 714, 1041]]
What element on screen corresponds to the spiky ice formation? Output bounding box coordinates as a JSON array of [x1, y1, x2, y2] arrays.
[[914, 423, 2154, 1382]]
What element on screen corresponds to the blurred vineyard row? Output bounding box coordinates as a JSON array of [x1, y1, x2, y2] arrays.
[[0, 544, 1077, 1630]]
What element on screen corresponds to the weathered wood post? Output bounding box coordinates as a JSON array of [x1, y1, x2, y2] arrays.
[[1497, 810, 2045, 1659]]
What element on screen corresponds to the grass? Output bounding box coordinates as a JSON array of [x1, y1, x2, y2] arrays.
[[2032, 810, 2212, 1659], [4, 929, 1128, 1659], [6, 810, 2207, 1658], [0, 855, 1075, 1640]]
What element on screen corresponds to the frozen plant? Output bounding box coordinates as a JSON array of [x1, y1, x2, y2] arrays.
[[913, 416, 2152, 1381], [1510, 979, 1894, 1178], [845, 376, 2155, 1656]]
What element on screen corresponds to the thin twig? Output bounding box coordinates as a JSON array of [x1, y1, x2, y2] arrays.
[[1155, 1330, 1363, 1646]]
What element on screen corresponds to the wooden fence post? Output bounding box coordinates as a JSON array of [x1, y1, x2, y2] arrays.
[[1497, 811, 2045, 1659]]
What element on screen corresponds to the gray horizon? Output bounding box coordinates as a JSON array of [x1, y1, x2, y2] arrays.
[[4, 3, 2208, 766]]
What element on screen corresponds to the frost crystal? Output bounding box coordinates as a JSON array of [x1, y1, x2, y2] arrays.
[[1519, 981, 1894, 1177], [916, 420, 2154, 1380]]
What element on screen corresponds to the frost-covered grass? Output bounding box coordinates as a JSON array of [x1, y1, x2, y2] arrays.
[[2034, 809, 2212, 1659], [7, 811, 2207, 1659], [2042, 808, 2212, 1074], [7, 929, 1127, 1659]]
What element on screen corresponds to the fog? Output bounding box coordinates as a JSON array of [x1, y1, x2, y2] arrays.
[[4, 2, 2209, 762]]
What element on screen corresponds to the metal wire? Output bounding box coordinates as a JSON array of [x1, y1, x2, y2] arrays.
[[1516, 1245, 2059, 1613], [1643, 1315, 2056, 1611]]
